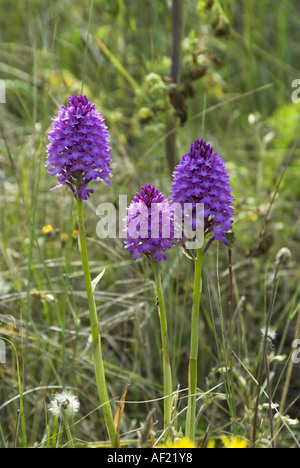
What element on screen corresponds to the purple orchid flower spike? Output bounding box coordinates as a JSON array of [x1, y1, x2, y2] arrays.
[[46, 94, 112, 199]]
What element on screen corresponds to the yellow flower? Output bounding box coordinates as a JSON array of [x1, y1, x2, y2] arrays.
[[31, 288, 55, 303], [60, 232, 69, 244], [42, 224, 54, 235], [207, 439, 216, 448], [221, 436, 247, 448], [207, 436, 247, 448], [208, 436, 247, 448], [158, 437, 196, 448], [71, 229, 79, 240]]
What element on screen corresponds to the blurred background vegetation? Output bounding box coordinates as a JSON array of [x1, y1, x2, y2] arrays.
[[0, 0, 300, 447]]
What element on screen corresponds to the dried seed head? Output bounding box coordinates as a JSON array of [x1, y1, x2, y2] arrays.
[[49, 390, 80, 419], [276, 247, 292, 266]]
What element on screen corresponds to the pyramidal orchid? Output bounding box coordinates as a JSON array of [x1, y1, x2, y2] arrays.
[[124, 183, 175, 436], [46, 94, 116, 447], [170, 138, 234, 442]]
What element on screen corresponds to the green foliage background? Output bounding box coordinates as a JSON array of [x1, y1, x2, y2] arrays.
[[0, 0, 300, 448]]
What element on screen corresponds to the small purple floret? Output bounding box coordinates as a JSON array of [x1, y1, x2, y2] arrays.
[[46, 94, 112, 199]]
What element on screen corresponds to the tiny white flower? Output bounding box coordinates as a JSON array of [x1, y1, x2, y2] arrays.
[[260, 326, 277, 342], [259, 402, 279, 410], [49, 390, 80, 420], [274, 414, 299, 426], [260, 326, 277, 354]]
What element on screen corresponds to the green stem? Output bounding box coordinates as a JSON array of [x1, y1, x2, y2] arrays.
[[62, 413, 75, 448], [76, 197, 116, 448], [185, 247, 203, 442], [152, 261, 173, 438], [227, 247, 237, 426]]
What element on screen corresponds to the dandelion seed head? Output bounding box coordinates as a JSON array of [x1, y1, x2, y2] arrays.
[[49, 390, 80, 419]]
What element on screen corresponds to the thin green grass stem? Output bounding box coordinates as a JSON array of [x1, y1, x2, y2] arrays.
[[6, 337, 27, 447], [76, 197, 116, 448], [185, 247, 203, 442], [216, 243, 237, 429], [228, 247, 236, 423], [252, 259, 281, 446], [81, 0, 94, 93], [0, 423, 6, 449], [152, 261, 173, 439], [62, 413, 75, 448]]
